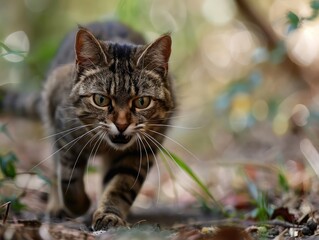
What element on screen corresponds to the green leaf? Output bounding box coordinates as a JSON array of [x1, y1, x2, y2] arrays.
[[250, 192, 272, 221], [0, 152, 18, 179], [287, 11, 300, 32], [161, 150, 224, 213], [278, 171, 290, 192]]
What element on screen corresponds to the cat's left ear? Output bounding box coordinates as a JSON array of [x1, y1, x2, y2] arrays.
[[75, 28, 108, 72], [136, 34, 171, 77]]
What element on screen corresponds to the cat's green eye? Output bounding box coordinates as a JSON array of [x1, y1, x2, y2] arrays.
[[134, 97, 151, 109], [92, 94, 110, 107]]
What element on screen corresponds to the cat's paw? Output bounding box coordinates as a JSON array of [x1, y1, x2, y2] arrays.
[[92, 212, 127, 231]]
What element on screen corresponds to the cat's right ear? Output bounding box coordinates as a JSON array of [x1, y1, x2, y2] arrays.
[[75, 28, 108, 72]]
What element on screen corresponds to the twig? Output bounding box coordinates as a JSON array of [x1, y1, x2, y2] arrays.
[[235, 0, 277, 48], [1, 201, 11, 224]]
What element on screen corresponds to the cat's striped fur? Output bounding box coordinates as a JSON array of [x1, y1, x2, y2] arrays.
[[1, 22, 175, 230]]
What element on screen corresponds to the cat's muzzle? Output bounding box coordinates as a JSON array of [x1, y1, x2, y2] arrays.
[[110, 134, 132, 144]]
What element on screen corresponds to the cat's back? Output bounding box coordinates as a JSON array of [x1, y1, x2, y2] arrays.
[[48, 21, 146, 74]]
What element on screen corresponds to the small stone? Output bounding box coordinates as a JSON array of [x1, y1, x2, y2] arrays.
[[268, 228, 280, 236], [307, 219, 318, 232], [301, 226, 312, 236]]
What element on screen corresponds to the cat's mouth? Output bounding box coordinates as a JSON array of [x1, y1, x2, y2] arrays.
[[110, 134, 132, 144]]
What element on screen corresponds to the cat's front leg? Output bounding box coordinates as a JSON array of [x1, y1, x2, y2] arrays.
[[48, 147, 91, 218], [92, 152, 153, 231]]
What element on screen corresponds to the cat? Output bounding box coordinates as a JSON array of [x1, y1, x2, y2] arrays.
[[1, 21, 175, 231]]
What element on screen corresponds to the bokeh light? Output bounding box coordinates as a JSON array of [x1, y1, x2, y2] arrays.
[[202, 0, 237, 26], [2, 31, 29, 63], [272, 113, 289, 135], [291, 104, 309, 127], [252, 100, 269, 121]]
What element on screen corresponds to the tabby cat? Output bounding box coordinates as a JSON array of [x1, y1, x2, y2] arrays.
[[1, 22, 175, 230]]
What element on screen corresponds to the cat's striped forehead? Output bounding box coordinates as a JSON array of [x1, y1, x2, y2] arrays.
[[78, 66, 167, 101]]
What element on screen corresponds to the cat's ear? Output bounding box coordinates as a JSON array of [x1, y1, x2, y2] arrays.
[[136, 34, 171, 76], [75, 28, 108, 71]]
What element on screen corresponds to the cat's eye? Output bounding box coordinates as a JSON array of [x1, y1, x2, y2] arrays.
[[133, 97, 151, 109], [92, 94, 110, 107]]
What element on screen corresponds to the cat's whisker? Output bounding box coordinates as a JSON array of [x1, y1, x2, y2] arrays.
[[140, 132, 171, 164], [131, 135, 143, 190], [141, 132, 178, 169], [85, 131, 105, 184], [67, 129, 102, 193], [41, 123, 94, 140], [140, 131, 176, 175], [47, 124, 97, 155], [62, 126, 102, 157], [148, 129, 200, 162], [147, 123, 202, 130], [138, 133, 161, 205], [85, 131, 107, 187], [141, 131, 190, 183], [91, 131, 107, 165], [98, 122, 111, 129], [137, 133, 151, 186], [140, 131, 180, 201], [147, 114, 189, 123], [30, 126, 101, 171], [135, 124, 146, 130]]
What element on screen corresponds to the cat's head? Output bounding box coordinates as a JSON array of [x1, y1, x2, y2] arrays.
[[70, 28, 175, 150]]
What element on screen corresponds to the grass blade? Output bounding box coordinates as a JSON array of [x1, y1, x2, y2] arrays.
[[162, 149, 225, 214]]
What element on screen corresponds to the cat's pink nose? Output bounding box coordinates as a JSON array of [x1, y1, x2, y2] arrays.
[[115, 123, 129, 133]]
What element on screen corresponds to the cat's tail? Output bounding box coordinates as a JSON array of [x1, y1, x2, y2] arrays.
[[0, 88, 42, 120]]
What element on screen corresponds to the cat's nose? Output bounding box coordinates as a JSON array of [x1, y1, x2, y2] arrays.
[[115, 123, 129, 133], [115, 110, 130, 133]]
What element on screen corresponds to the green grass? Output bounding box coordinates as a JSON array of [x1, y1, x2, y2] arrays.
[[161, 149, 226, 215]]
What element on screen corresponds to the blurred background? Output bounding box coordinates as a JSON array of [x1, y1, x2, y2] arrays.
[[1, 0, 319, 220]]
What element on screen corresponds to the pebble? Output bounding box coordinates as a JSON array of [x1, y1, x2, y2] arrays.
[[301, 226, 312, 236], [306, 219, 318, 232]]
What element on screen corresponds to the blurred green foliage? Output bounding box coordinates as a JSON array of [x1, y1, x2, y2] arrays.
[[278, 170, 290, 193], [245, 173, 273, 221], [287, 0, 319, 33], [0, 152, 17, 179], [0, 124, 25, 213]]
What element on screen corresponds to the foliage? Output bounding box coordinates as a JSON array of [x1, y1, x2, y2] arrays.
[[245, 174, 273, 221], [0, 124, 25, 213], [0, 152, 17, 179], [287, 0, 319, 33], [286, 11, 301, 33], [278, 170, 290, 193]]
